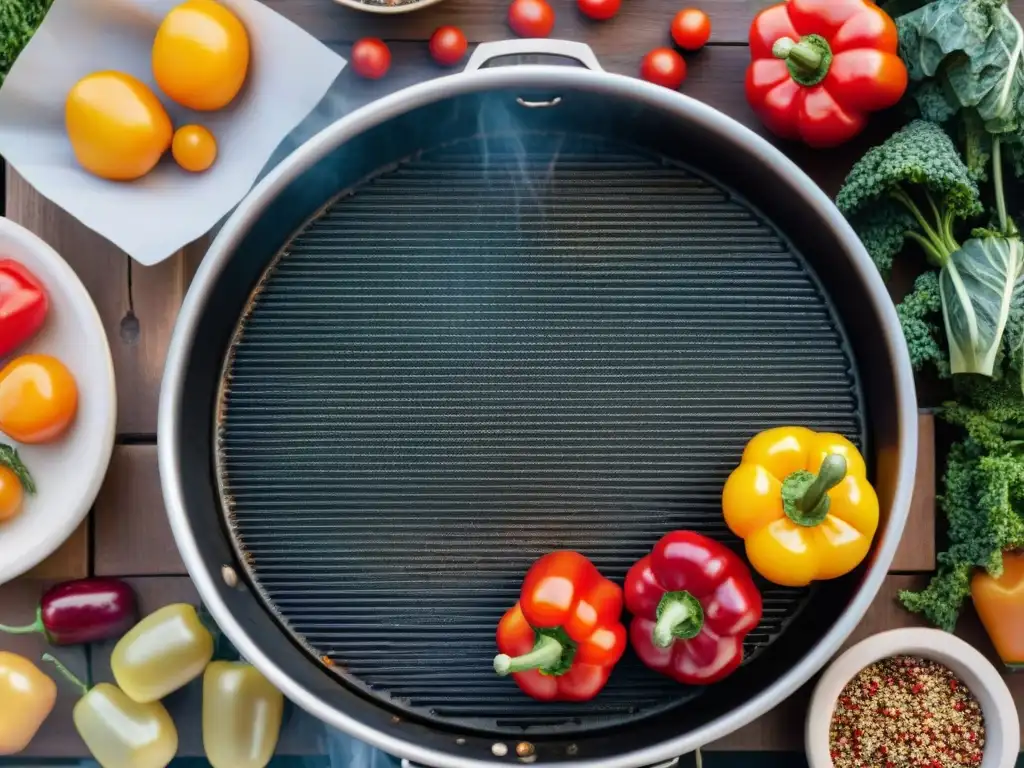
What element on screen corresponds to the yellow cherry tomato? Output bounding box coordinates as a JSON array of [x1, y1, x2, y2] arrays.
[[0, 466, 23, 522], [153, 0, 250, 111], [0, 355, 79, 444], [66, 72, 172, 181], [172, 125, 217, 172]]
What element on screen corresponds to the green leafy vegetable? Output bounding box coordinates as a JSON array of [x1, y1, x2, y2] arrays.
[[840, 0, 1024, 631], [901, 377, 1024, 630], [836, 120, 1024, 378], [941, 234, 1024, 375], [897, 0, 1024, 135], [0, 0, 52, 87], [897, 271, 953, 376]]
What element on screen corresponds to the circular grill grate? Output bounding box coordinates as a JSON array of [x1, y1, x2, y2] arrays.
[[217, 133, 864, 736]]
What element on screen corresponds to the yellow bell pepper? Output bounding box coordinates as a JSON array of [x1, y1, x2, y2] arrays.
[[44, 653, 178, 768], [0, 651, 56, 755], [203, 661, 284, 768], [111, 603, 214, 703], [721, 426, 879, 587]]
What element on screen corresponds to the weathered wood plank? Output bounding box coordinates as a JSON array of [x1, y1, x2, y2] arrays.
[[0, 579, 89, 757], [94, 446, 185, 576], [23, 521, 89, 580], [264, 0, 1024, 49], [266, 0, 775, 48], [891, 412, 936, 572], [88, 577, 326, 757], [708, 575, 1023, 750]]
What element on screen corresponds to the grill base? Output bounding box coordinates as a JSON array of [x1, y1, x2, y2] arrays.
[[218, 133, 864, 736]]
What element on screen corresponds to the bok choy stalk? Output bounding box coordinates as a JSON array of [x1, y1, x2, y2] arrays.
[[836, 120, 1024, 380]]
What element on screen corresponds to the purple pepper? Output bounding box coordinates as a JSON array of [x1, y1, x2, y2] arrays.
[[0, 578, 138, 645]]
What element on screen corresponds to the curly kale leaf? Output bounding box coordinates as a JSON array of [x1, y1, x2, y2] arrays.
[[0, 0, 52, 87], [900, 434, 1024, 630], [897, 271, 952, 376], [836, 121, 983, 253]]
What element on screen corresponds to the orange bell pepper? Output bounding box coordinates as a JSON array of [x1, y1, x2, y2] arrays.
[[0, 651, 57, 755], [721, 426, 879, 587], [971, 550, 1024, 669]]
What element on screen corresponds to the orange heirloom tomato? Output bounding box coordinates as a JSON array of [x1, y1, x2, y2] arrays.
[[153, 0, 250, 111], [721, 426, 879, 587], [0, 446, 34, 523], [66, 72, 172, 182], [0, 355, 79, 444], [0, 466, 23, 521]]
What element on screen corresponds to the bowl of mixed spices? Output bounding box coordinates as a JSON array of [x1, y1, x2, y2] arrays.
[[806, 629, 1019, 768]]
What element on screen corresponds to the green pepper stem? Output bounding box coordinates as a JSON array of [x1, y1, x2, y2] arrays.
[[799, 454, 847, 514], [494, 635, 563, 676], [41, 653, 89, 697], [654, 600, 692, 648], [772, 37, 820, 69], [772, 34, 833, 87], [0, 606, 43, 636]]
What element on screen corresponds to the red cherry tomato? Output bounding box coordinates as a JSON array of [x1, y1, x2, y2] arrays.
[[640, 47, 687, 90], [508, 0, 555, 37], [429, 26, 468, 67], [351, 38, 391, 80], [671, 8, 712, 51], [578, 0, 621, 21]]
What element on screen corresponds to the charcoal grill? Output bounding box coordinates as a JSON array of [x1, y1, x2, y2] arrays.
[[160, 41, 918, 768]]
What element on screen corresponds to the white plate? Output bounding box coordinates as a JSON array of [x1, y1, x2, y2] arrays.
[[0, 216, 116, 585]]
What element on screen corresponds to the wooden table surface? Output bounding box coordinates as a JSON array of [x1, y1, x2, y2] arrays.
[[3, 0, 1022, 759]]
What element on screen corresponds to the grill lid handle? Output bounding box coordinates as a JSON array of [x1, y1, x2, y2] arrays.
[[463, 39, 604, 73]]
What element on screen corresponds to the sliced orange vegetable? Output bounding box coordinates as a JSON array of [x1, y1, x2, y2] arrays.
[[0, 355, 79, 444], [971, 550, 1024, 669]]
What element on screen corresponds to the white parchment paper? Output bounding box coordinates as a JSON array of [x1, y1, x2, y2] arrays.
[[0, 0, 346, 265]]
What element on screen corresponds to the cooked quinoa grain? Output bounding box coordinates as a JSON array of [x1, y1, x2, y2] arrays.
[[829, 656, 984, 768]]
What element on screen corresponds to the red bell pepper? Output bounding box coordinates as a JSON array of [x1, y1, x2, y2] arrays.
[[0, 260, 48, 360], [625, 531, 762, 685], [493, 551, 627, 701], [744, 0, 907, 148]]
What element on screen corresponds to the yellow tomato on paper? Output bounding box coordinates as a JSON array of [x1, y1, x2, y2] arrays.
[[153, 0, 250, 111], [66, 72, 172, 181], [172, 125, 218, 172]]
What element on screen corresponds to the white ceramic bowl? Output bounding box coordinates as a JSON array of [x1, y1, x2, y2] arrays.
[[332, 0, 445, 13], [0, 216, 116, 584], [807, 628, 1020, 768]]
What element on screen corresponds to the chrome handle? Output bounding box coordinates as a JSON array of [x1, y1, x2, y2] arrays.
[[463, 39, 604, 73]]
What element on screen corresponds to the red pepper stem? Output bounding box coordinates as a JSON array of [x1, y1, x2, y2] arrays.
[[41, 653, 89, 697], [0, 606, 44, 636], [771, 34, 833, 87], [493, 634, 564, 676]]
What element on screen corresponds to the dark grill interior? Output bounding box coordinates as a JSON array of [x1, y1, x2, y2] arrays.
[[217, 134, 864, 736]]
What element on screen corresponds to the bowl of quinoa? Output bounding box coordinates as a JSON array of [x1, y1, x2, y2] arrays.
[[806, 629, 1019, 768]]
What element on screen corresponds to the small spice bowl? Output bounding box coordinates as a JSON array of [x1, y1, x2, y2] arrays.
[[806, 628, 1019, 768]]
